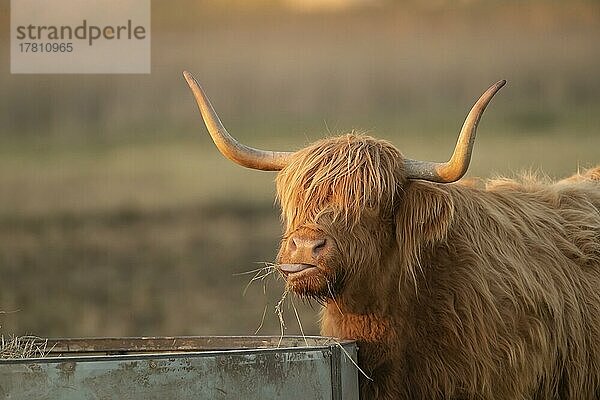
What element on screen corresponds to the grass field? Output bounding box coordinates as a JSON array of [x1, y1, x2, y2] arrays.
[[0, 0, 599, 338]]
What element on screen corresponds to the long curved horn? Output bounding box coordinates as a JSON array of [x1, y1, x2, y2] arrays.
[[183, 71, 293, 171], [405, 80, 506, 183]]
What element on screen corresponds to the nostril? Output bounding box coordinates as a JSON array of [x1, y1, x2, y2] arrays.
[[312, 238, 327, 256], [289, 237, 298, 251]]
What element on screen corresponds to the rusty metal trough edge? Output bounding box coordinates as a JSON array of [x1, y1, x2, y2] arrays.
[[0, 336, 360, 400], [0, 335, 356, 364]]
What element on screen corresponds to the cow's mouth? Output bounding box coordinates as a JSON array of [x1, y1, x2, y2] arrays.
[[278, 263, 317, 277], [278, 263, 332, 298]]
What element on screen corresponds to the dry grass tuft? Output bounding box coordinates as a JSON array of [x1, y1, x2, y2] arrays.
[[0, 335, 53, 359]]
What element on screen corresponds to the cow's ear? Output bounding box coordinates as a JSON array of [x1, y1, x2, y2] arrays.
[[395, 181, 454, 270]]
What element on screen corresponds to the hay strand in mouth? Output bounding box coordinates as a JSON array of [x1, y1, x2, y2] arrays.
[[237, 263, 277, 296], [233, 262, 278, 276], [290, 296, 309, 347], [275, 289, 289, 347], [254, 304, 269, 335]]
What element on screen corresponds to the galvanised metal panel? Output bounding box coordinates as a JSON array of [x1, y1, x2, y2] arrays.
[[0, 336, 359, 400]]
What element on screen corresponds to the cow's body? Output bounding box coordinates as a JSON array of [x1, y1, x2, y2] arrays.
[[183, 72, 600, 399]]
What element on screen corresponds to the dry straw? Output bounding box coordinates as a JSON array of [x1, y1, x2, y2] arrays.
[[0, 335, 54, 359]]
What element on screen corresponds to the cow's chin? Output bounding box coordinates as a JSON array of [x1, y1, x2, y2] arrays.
[[282, 265, 331, 299]]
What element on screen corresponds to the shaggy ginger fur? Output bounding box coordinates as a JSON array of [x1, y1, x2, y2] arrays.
[[275, 134, 600, 399]]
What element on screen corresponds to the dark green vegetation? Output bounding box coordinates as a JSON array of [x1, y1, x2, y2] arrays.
[[0, 1, 599, 337]]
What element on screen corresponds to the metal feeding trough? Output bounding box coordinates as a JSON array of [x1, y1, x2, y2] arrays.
[[0, 336, 359, 399]]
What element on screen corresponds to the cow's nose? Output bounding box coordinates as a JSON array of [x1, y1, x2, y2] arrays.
[[288, 236, 328, 259]]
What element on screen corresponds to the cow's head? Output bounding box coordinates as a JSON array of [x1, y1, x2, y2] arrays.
[[183, 71, 504, 300]]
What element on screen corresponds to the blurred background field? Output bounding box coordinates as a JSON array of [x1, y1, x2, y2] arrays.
[[0, 0, 599, 338]]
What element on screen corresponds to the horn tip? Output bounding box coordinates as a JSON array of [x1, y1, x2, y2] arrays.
[[182, 70, 197, 86]]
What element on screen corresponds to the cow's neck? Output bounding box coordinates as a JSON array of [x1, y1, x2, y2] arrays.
[[318, 241, 424, 398], [320, 246, 410, 345]]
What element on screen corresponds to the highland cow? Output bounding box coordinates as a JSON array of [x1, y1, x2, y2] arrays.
[[183, 71, 600, 400]]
